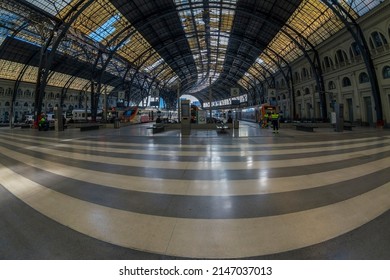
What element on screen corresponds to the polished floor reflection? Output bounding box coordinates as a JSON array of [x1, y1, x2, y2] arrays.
[[0, 122, 389, 259]]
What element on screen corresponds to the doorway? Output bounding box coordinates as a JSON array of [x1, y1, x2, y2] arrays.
[[363, 96, 374, 126], [346, 98, 353, 122]]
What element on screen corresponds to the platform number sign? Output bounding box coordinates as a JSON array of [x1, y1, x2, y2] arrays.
[[230, 87, 239, 97], [118, 91, 125, 99]]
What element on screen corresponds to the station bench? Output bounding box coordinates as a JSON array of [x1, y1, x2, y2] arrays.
[[293, 123, 318, 132], [20, 123, 31, 129], [216, 123, 229, 133], [150, 123, 165, 134], [343, 121, 355, 131], [77, 124, 100, 131]]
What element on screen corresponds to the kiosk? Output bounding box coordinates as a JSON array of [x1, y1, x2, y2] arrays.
[[334, 103, 344, 132], [54, 107, 64, 132], [181, 100, 191, 135]]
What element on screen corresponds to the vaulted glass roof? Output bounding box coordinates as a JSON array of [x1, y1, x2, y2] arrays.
[[0, 0, 384, 102]]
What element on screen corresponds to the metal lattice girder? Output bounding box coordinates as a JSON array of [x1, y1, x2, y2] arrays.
[[0, 0, 386, 108]]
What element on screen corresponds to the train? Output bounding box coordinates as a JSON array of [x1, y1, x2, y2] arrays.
[[118, 106, 178, 123], [238, 104, 277, 127]]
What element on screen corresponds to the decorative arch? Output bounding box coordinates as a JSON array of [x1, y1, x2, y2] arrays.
[[335, 49, 349, 66], [359, 72, 370, 83], [342, 77, 352, 87], [328, 81, 336, 90], [350, 42, 361, 58], [383, 66, 390, 79], [369, 31, 388, 49], [301, 67, 309, 79], [322, 56, 334, 70]]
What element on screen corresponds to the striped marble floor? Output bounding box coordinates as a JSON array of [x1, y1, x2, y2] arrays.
[[0, 123, 389, 259]]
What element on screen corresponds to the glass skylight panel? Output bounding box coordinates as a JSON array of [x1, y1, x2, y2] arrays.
[[24, 0, 71, 16], [0, 11, 20, 45], [343, 0, 382, 16], [0, 60, 24, 80], [88, 14, 120, 43], [174, 0, 237, 94], [144, 58, 165, 73], [240, 0, 346, 89]]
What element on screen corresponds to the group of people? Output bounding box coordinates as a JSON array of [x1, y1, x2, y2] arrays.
[[37, 113, 50, 131], [260, 111, 280, 133], [35, 113, 66, 131]]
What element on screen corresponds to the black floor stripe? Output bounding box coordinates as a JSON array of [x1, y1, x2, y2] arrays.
[[1, 184, 389, 260], [1, 140, 389, 180], [1, 152, 389, 219]]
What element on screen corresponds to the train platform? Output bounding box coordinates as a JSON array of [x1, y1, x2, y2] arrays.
[[0, 122, 389, 259]]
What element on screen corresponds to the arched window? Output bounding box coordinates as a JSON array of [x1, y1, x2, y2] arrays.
[[304, 88, 310, 95], [369, 31, 388, 49], [389, 24, 390, 38], [302, 67, 309, 79], [350, 42, 361, 57], [295, 72, 300, 82], [335, 49, 349, 65], [0, 87, 4, 96], [328, 81, 336, 90], [383, 66, 390, 79], [359, 72, 370, 83], [324, 56, 333, 68], [24, 89, 31, 98], [296, 90, 301, 96], [342, 77, 352, 87]]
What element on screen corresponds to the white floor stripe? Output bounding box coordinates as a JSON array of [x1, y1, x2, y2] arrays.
[[0, 137, 389, 170], [1, 162, 389, 259], [0, 131, 384, 148], [1, 144, 389, 196], [25, 139, 390, 157]]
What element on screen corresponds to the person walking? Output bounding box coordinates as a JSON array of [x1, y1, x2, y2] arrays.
[[271, 111, 280, 133]]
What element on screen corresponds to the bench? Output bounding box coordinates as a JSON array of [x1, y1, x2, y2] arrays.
[[77, 124, 100, 131], [216, 123, 229, 133], [151, 123, 165, 134], [343, 121, 355, 131], [293, 123, 318, 132], [21, 123, 31, 129]]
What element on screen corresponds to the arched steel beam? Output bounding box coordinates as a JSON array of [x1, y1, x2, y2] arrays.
[[128, 33, 279, 97], [119, 4, 321, 111], [145, 51, 269, 103], [31, 0, 95, 120]]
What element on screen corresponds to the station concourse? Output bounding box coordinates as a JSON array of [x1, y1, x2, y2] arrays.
[[0, 0, 390, 260], [1, 123, 389, 259]]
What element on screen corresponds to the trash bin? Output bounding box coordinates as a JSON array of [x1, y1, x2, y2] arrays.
[[233, 120, 239, 129], [114, 118, 120, 129]]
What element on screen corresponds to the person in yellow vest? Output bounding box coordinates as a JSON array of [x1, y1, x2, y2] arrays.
[[271, 111, 280, 133]]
